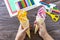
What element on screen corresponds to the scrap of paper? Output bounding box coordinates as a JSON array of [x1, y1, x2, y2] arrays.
[[52, 10, 60, 14], [35, 7, 46, 34], [17, 10, 30, 38]]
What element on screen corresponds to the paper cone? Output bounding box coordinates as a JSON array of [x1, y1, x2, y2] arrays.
[[17, 10, 30, 38], [34, 16, 44, 34], [35, 24, 39, 34], [35, 7, 46, 34]]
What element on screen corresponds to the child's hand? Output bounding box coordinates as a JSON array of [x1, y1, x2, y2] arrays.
[[37, 22, 54, 40], [38, 22, 48, 38], [15, 25, 29, 40], [34, 21, 47, 38]]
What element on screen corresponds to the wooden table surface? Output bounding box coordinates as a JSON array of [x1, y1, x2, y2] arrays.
[[0, 0, 60, 40]]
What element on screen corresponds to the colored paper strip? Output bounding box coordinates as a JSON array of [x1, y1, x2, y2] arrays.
[[40, 2, 50, 7], [18, 1, 23, 9], [25, 0, 30, 6], [21, 0, 25, 8], [30, 0, 35, 5], [24, 0, 27, 7], [27, 0, 32, 6]]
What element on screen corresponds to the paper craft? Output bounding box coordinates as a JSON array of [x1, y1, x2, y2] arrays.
[[35, 7, 46, 34], [15, 0, 43, 11], [17, 10, 30, 38], [4, 0, 18, 17], [39, 2, 56, 12], [4, 0, 44, 17], [52, 10, 60, 14], [46, 12, 59, 22]]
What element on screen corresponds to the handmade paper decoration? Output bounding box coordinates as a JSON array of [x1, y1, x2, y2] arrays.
[[46, 12, 59, 22], [35, 6, 46, 34], [17, 10, 30, 38]]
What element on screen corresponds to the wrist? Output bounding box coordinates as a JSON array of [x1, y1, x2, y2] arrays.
[[42, 32, 49, 39], [43, 32, 54, 40]]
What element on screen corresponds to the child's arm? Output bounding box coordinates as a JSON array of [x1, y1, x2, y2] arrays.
[[15, 25, 29, 40], [37, 22, 54, 40]]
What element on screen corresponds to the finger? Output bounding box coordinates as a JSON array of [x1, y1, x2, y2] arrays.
[[34, 20, 37, 24], [34, 23, 36, 27], [18, 25, 22, 31], [23, 26, 29, 32]]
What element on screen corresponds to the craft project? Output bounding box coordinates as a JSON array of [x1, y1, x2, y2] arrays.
[[17, 10, 30, 38], [4, 0, 60, 38], [39, 1, 56, 11], [4, 0, 44, 17], [35, 7, 46, 34], [46, 12, 59, 22]]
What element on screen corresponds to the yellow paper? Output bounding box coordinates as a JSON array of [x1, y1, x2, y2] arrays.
[[46, 12, 59, 22], [17, 10, 30, 38], [35, 24, 38, 34]]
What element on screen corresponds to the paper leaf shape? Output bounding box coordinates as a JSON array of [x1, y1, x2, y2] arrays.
[[35, 7, 46, 34], [46, 12, 59, 22], [17, 10, 30, 38]]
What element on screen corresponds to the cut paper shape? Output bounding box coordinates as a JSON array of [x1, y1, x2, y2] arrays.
[[40, 1, 50, 7], [17, 10, 30, 38], [20, 0, 27, 8], [46, 12, 59, 22], [4, 0, 18, 17], [52, 7, 60, 14], [35, 7, 46, 34], [35, 24, 39, 34], [53, 7, 58, 10], [27, 0, 32, 6], [39, 2, 56, 11]]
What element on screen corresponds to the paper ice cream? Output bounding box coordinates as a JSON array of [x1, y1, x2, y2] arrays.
[[17, 10, 30, 38], [35, 7, 46, 34]]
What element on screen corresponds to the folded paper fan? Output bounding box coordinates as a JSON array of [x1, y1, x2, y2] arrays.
[[17, 10, 30, 38], [35, 7, 46, 34]]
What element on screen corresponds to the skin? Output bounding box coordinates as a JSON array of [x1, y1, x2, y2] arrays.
[[15, 25, 29, 40], [15, 22, 54, 40], [36, 22, 54, 40]]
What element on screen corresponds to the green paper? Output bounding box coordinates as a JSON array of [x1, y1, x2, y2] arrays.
[[8, 0, 17, 11], [53, 7, 58, 10], [21, 0, 25, 8]]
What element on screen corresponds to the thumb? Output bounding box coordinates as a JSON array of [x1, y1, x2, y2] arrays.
[[23, 26, 29, 32]]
